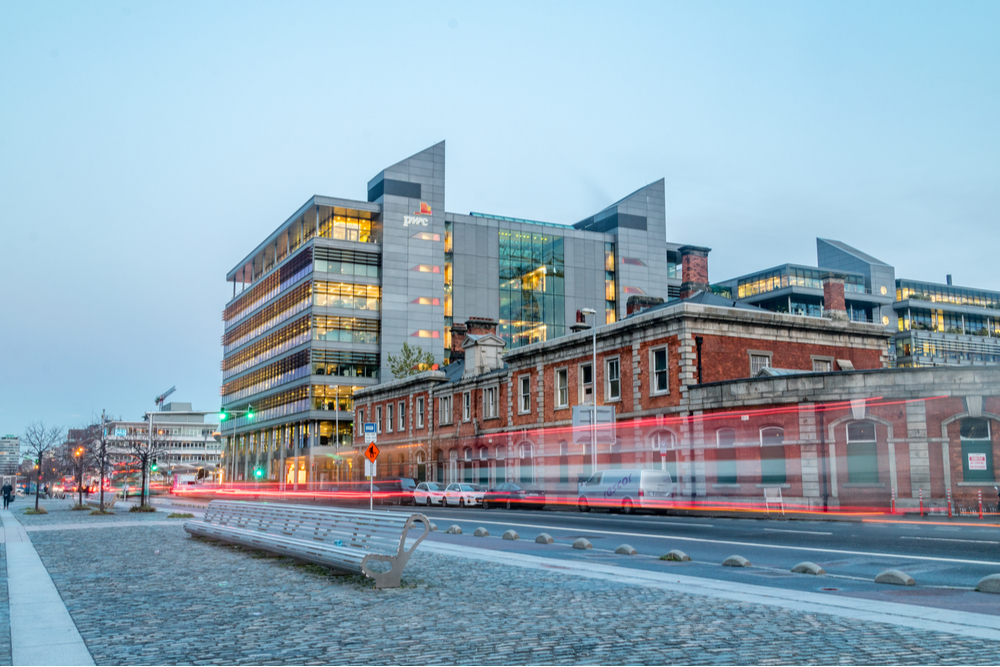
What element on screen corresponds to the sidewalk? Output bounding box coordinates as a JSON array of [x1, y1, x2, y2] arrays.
[[5, 499, 1000, 665]]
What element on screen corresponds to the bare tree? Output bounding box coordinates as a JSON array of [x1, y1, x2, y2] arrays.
[[121, 418, 171, 508], [21, 422, 64, 510], [65, 425, 96, 506], [88, 411, 116, 512]]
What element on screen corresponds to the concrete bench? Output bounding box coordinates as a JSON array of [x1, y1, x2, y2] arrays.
[[184, 500, 431, 589], [84, 495, 117, 510]]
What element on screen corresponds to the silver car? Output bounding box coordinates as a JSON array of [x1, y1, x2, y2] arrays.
[[444, 483, 486, 507], [413, 482, 445, 506]]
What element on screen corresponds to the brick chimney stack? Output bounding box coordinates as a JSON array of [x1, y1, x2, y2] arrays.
[[450, 323, 468, 361], [678, 245, 712, 300], [465, 316, 498, 336], [822, 272, 849, 321]]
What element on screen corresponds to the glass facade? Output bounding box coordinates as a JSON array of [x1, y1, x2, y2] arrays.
[[605, 242, 617, 324], [313, 282, 380, 311], [897, 280, 1000, 310], [317, 209, 373, 243], [444, 219, 454, 362], [499, 230, 565, 348], [736, 266, 865, 299]]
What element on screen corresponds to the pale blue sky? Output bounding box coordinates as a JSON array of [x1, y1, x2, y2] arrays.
[[1, 1, 998, 433]]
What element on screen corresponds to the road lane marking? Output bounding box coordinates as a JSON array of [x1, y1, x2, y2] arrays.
[[424, 515, 1000, 566], [899, 537, 999, 545], [763, 529, 833, 536]]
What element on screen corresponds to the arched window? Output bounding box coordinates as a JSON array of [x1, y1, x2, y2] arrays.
[[519, 443, 533, 484], [449, 449, 458, 484], [464, 448, 472, 462], [649, 430, 678, 476], [715, 428, 737, 484], [960, 419, 994, 482], [477, 448, 489, 486], [760, 427, 786, 485], [495, 446, 506, 485], [846, 421, 878, 484]]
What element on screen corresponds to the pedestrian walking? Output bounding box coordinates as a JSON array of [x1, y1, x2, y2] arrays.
[[2, 480, 12, 510]]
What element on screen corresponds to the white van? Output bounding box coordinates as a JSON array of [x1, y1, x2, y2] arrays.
[[577, 469, 673, 514]]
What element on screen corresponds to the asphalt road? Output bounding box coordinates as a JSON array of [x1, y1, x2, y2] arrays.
[[413, 504, 1000, 592]]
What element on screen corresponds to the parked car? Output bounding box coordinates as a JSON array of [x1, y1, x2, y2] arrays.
[[576, 469, 673, 514], [376, 477, 418, 505], [413, 482, 445, 506], [482, 483, 546, 510], [444, 483, 486, 507]]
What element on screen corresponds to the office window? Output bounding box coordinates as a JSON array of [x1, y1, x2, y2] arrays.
[[398, 401, 405, 431], [519, 375, 531, 413], [555, 369, 568, 408], [416, 397, 425, 429], [483, 387, 498, 418], [606, 357, 620, 401], [846, 421, 878, 484], [439, 396, 452, 425], [960, 419, 994, 482], [750, 353, 771, 376], [386, 404, 393, 433], [579, 363, 593, 404], [651, 347, 669, 394], [812, 357, 833, 372], [375, 406, 382, 433]]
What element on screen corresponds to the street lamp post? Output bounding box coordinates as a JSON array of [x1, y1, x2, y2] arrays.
[[581, 307, 598, 472]]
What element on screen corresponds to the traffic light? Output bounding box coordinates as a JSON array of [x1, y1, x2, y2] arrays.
[[151, 458, 158, 472], [246, 405, 254, 420], [254, 466, 264, 479], [218, 410, 228, 421]]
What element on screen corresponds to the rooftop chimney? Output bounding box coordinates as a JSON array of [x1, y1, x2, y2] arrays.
[[678, 245, 711, 300], [465, 316, 498, 336], [947, 274, 953, 286], [822, 271, 849, 321], [450, 323, 468, 361]]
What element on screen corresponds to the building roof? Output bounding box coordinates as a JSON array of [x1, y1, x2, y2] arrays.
[[818, 238, 890, 267], [629, 290, 765, 320], [755, 367, 820, 377]]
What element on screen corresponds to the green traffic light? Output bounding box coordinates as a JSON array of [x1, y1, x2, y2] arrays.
[[151, 458, 158, 472], [219, 411, 227, 421], [254, 467, 264, 478], [247, 405, 254, 420]]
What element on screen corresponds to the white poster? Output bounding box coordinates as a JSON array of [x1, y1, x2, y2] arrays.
[[968, 453, 988, 471]]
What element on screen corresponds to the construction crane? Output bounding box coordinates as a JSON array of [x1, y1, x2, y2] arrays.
[[154, 386, 176, 408]]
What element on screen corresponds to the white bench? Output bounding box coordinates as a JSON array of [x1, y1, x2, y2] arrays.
[[763, 487, 784, 517], [184, 501, 431, 589]]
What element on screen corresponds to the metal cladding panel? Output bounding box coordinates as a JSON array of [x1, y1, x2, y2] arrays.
[[374, 142, 446, 381]]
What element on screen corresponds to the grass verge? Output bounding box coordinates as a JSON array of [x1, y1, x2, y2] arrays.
[[167, 512, 194, 519]]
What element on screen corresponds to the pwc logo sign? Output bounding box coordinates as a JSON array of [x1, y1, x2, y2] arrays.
[[403, 202, 432, 228]]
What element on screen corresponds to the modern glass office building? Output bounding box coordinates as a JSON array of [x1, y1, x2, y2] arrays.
[[715, 238, 1000, 368], [221, 142, 680, 484]]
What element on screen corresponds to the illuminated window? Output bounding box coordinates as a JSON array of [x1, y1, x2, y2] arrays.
[[410, 232, 441, 242], [410, 330, 440, 338], [410, 297, 441, 306], [410, 264, 441, 273]]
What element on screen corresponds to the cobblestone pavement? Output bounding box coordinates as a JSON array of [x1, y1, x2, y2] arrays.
[[17, 502, 1000, 666]]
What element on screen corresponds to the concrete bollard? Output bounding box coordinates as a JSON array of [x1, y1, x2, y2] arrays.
[[502, 530, 519, 541], [659, 549, 691, 562], [723, 555, 751, 567], [473, 527, 489, 537], [975, 574, 1000, 594], [430, 522, 438, 531], [875, 569, 915, 586], [791, 562, 826, 575], [446, 524, 462, 535], [535, 533, 554, 544], [615, 544, 637, 556], [572, 538, 593, 550]]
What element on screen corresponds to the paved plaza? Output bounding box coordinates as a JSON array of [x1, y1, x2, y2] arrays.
[[2, 500, 1000, 665]]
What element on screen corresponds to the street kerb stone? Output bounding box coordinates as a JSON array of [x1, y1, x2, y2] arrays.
[[473, 527, 489, 537], [875, 569, 915, 586], [572, 538, 592, 550], [502, 530, 519, 541], [660, 549, 691, 562], [535, 532, 554, 544], [975, 573, 1000, 594], [429, 522, 437, 531], [791, 561, 826, 575], [446, 524, 462, 535], [615, 544, 637, 556], [723, 555, 751, 567]]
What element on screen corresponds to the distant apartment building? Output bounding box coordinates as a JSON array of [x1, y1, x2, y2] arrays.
[[714, 238, 1000, 367], [105, 403, 221, 476], [221, 141, 685, 484], [0, 435, 19, 475]]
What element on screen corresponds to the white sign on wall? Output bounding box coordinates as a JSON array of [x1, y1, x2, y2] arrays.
[[968, 453, 988, 471]]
